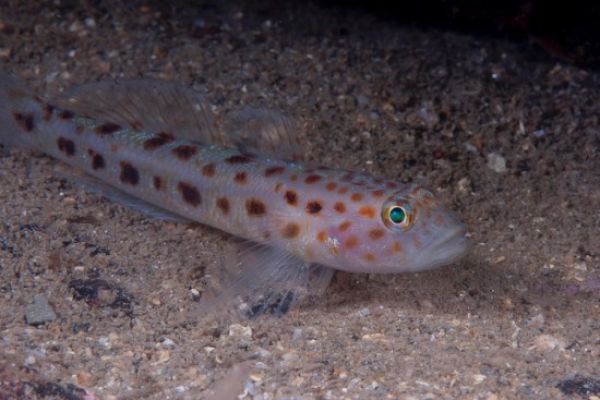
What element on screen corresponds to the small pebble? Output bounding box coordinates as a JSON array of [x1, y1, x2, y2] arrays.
[[25, 294, 57, 326], [292, 328, 303, 342], [487, 152, 507, 173]]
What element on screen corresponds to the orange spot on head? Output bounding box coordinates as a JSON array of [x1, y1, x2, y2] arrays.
[[372, 189, 385, 198], [316, 230, 327, 243], [350, 193, 364, 202], [333, 201, 346, 213], [282, 223, 300, 238], [345, 235, 358, 249], [412, 236, 422, 249], [326, 182, 337, 191], [392, 241, 403, 253], [363, 252, 376, 262], [339, 221, 352, 231], [368, 228, 385, 240], [358, 206, 376, 219], [337, 186, 348, 195]]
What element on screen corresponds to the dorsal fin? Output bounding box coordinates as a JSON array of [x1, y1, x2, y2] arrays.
[[53, 78, 306, 159], [222, 107, 306, 161], [53, 79, 221, 144]]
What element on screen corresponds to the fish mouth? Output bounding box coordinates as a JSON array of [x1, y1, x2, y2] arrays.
[[415, 224, 471, 271]]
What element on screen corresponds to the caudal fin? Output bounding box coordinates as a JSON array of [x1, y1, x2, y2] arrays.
[[0, 72, 37, 148]]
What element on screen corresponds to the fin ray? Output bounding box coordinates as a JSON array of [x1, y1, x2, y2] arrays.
[[198, 241, 331, 317], [223, 107, 305, 160], [53, 79, 221, 144]]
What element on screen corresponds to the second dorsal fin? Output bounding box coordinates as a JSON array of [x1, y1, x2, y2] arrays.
[[53, 79, 222, 144], [222, 107, 306, 161]]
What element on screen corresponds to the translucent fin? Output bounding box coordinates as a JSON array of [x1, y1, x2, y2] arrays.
[[198, 242, 331, 317], [0, 72, 35, 148], [223, 107, 305, 161], [53, 79, 221, 143]]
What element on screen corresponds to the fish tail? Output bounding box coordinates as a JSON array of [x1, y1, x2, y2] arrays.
[[0, 72, 39, 148]]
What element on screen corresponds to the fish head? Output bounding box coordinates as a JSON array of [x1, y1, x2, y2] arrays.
[[319, 184, 470, 273]]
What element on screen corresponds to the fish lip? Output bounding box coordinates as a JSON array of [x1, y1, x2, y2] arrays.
[[415, 224, 471, 270]]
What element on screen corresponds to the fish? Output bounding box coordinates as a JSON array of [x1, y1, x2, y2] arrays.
[[0, 72, 470, 315]]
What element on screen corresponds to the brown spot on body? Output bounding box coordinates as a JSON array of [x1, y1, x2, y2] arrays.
[[285, 190, 298, 206], [75, 125, 85, 135], [358, 206, 376, 219], [265, 166, 285, 177], [216, 197, 230, 214], [372, 189, 385, 198], [153, 176, 164, 191], [119, 161, 139, 185], [305, 174, 322, 184], [345, 235, 358, 249], [306, 201, 323, 214], [177, 182, 201, 207], [57, 137, 75, 156], [94, 122, 121, 135], [282, 223, 300, 238], [234, 172, 247, 184], [59, 110, 74, 119], [337, 187, 348, 195], [87, 149, 105, 170], [246, 198, 266, 216], [368, 228, 385, 240], [130, 120, 143, 131], [13, 112, 34, 131], [226, 154, 253, 164], [339, 221, 352, 231], [143, 132, 175, 150], [172, 144, 198, 160], [333, 201, 346, 213], [326, 182, 337, 191], [317, 230, 327, 243], [363, 252, 376, 262], [202, 163, 216, 177], [351, 193, 364, 202], [43, 104, 55, 121], [434, 214, 445, 226]]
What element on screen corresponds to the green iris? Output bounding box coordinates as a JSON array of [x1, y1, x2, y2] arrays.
[[389, 206, 406, 224]]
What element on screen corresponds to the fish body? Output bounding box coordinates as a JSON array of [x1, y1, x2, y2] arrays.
[[0, 73, 470, 311]]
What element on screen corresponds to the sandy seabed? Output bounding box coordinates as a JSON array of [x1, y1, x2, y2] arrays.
[[0, 1, 598, 399]]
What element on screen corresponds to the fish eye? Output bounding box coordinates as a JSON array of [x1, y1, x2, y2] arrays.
[[383, 203, 414, 230], [389, 206, 407, 224]]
